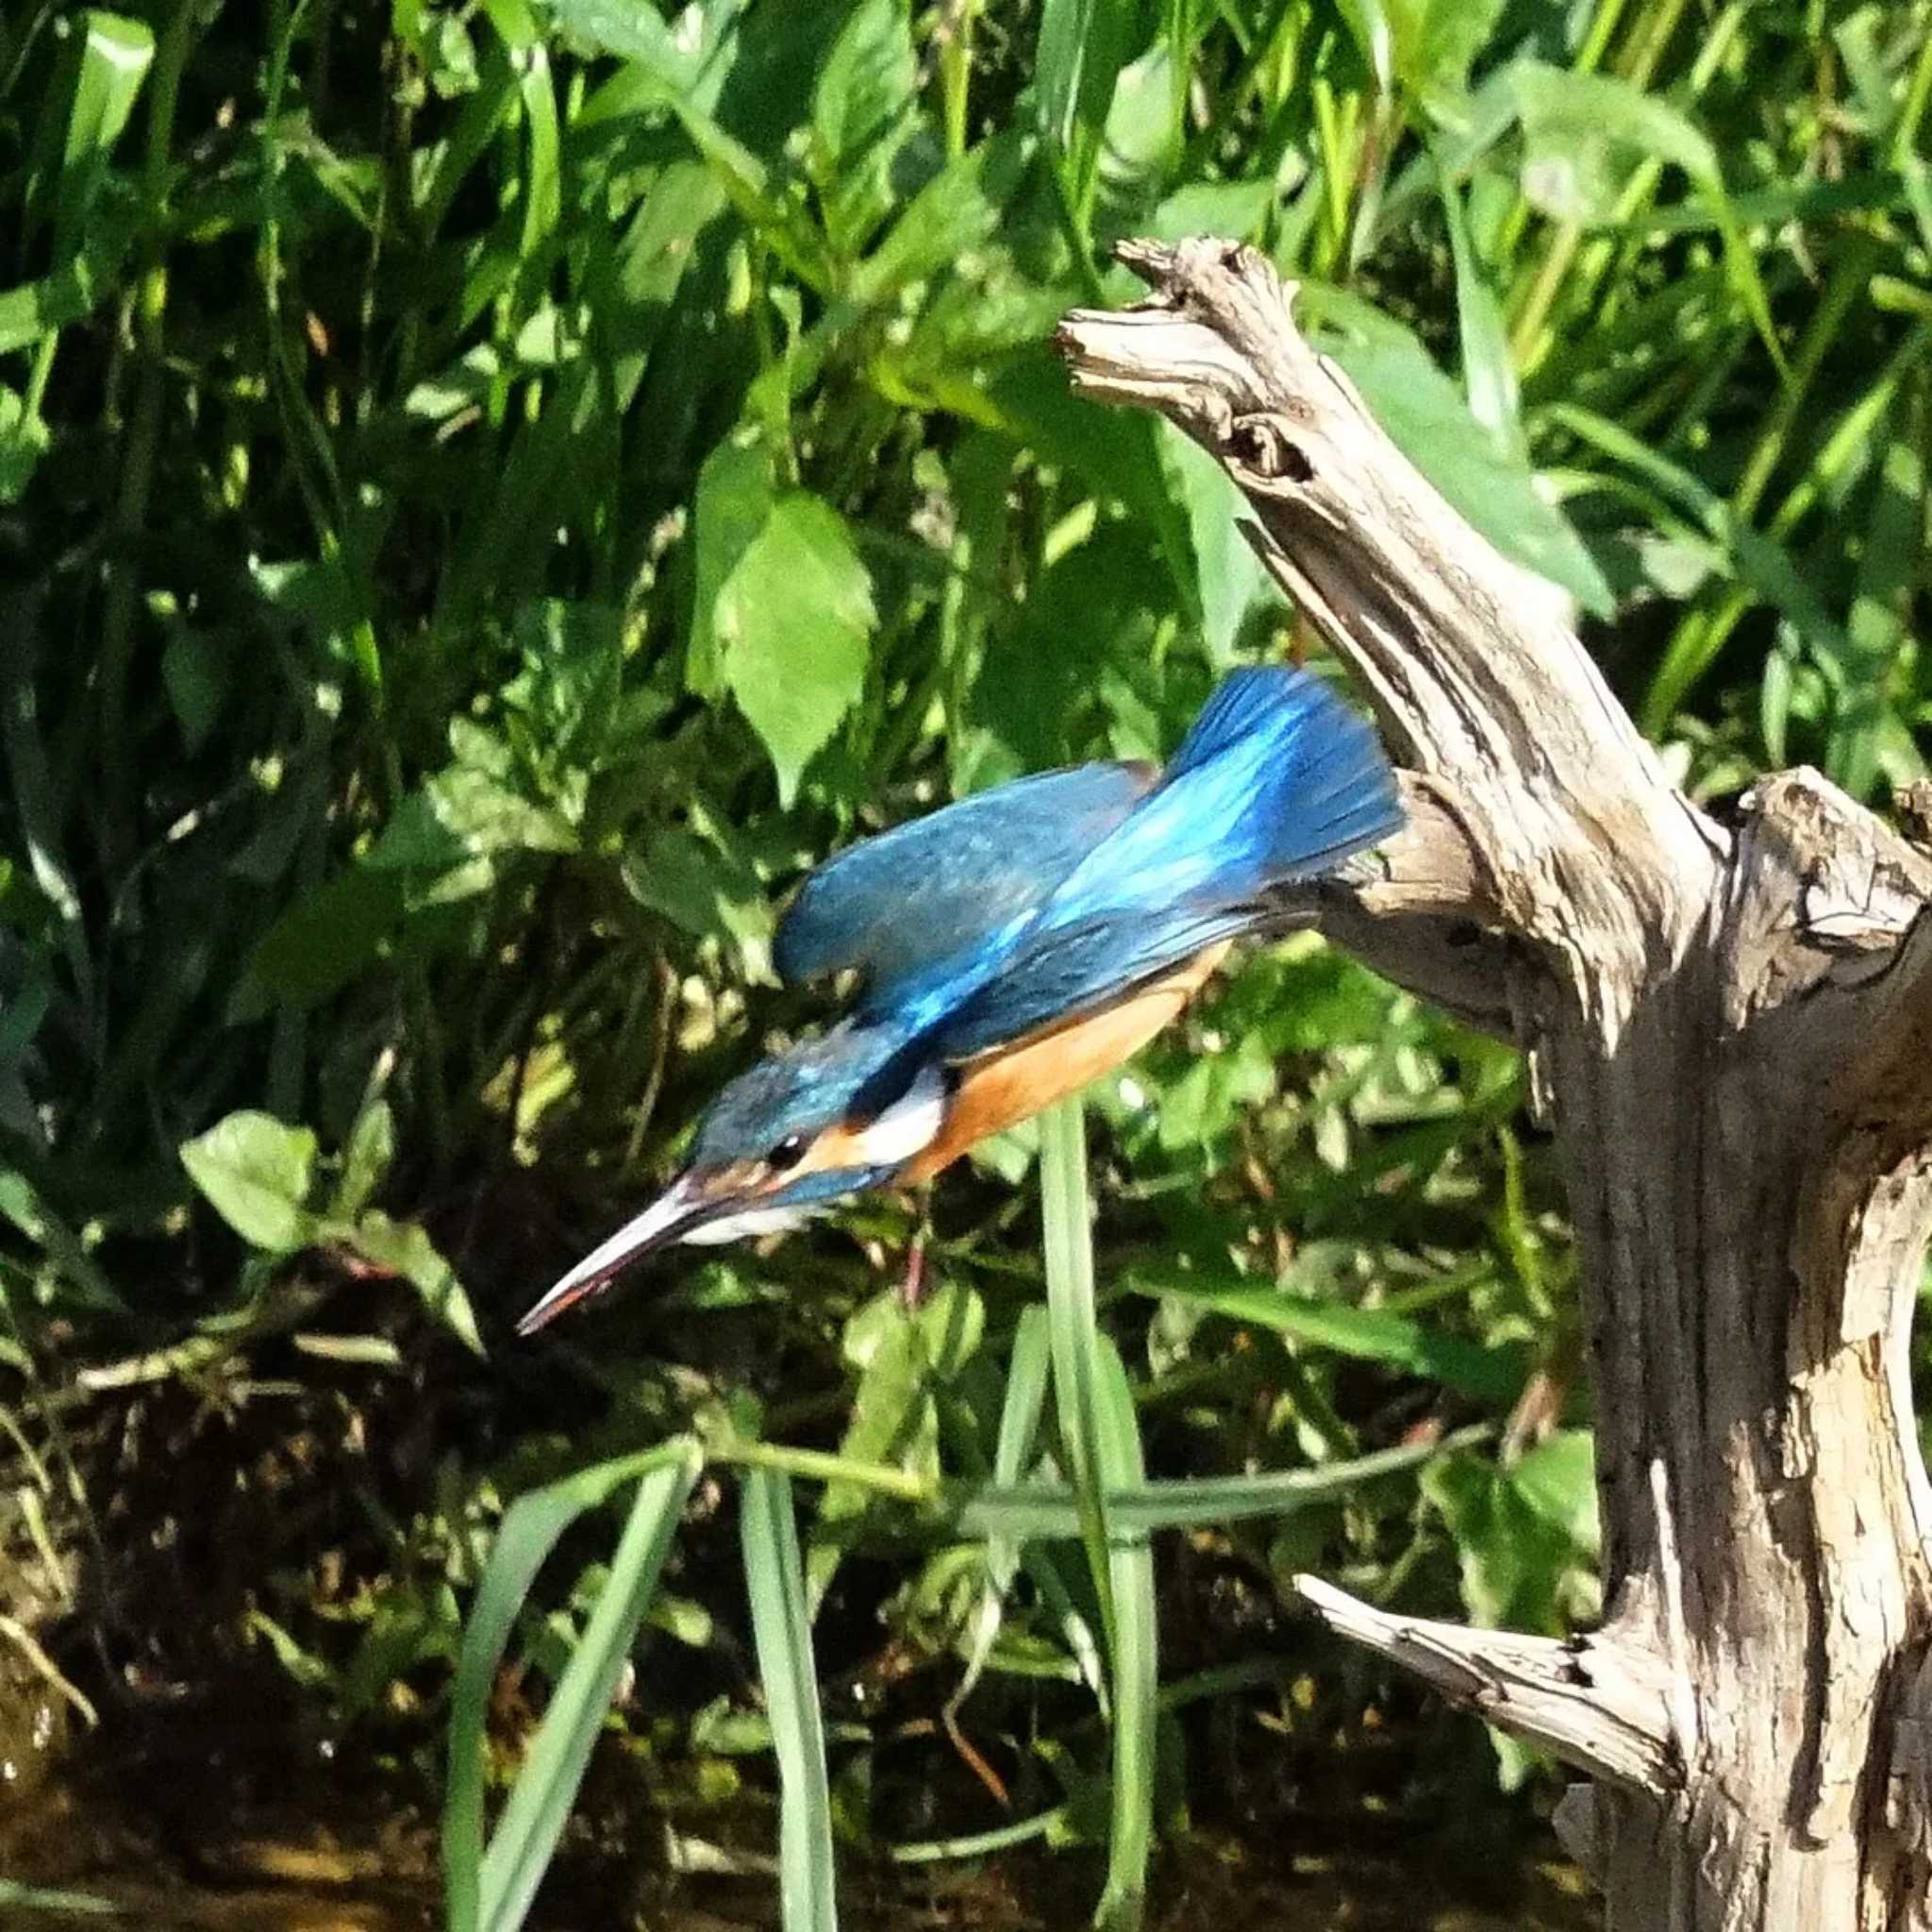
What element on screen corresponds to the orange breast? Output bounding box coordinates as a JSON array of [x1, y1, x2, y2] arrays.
[[902, 942, 1231, 1183]]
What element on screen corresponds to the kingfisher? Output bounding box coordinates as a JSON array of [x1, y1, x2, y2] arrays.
[[518, 665, 1400, 1334]]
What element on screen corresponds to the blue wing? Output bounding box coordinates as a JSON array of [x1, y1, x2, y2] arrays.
[[932, 667, 1400, 1058], [774, 762, 1155, 994], [931, 905, 1251, 1060]]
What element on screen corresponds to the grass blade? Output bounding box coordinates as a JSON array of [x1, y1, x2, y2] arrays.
[[1824, 373, 1926, 798], [955, 1424, 1491, 1538], [955, 1302, 1053, 1704], [444, 1440, 699, 1932], [477, 1447, 699, 1932], [1092, 1335, 1155, 1932], [0, 1879, 125, 1917], [1125, 1273, 1526, 1405], [741, 1470, 839, 1932], [1039, 1096, 1117, 1653]]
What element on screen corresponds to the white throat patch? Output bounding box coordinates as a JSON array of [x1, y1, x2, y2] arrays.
[[846, 1063, 946, 1167]]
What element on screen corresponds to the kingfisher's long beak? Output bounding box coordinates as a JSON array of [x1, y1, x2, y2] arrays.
[[516, 1173, 713, 1336]]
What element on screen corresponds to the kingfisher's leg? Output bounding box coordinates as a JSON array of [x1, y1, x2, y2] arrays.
[[896, 1233, 927, 1312]]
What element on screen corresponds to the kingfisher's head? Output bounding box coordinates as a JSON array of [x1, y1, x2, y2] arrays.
[[516, 1022, 946, 1332]]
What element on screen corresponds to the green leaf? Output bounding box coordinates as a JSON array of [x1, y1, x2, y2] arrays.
[[689, 432, 776, 698], [1310, 306, 1613, 616], [445, 1441, 698, 1932], [0, 1879, 125, 1916], [0, 213, 134, 355], [464, 1448, 700, 1932], [49, 10, 156, 255], [1158, 425, 1266, 668], [1092, 1337, 1155, 1932], [1507, 61, 1781, 372], [1040, 1097, 1117, 1657], [1438, 167, 1523, 462], [852, 129, 1032, 307], [179, 1111, 320, 1254], [334, 1099, 395, 1222], [1387, 0, 1506, 97], [0, 1167, 126, 1312], [811, 0, 916, 203], [1036, 0, 1136, 210], [1508, 1429, 1600, 1558], [542, 0, 689, 71], [1125, 1273, 1526, 1406], [718, 491, 875, 806], [350, 1211, 487, 1357], [956, 1304, 1054, 1704], [1422, 1443, 1596, 1635], [955, 1427, 1486, 1539], [809, 1284, 983, 1603], [741, 1471, 840, 1932], [1824, 375, 1926, 798], [0, 384, 51, 504]]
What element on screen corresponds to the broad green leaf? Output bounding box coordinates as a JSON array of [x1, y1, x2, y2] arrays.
[[1422, 1445, 1597, 1636], [368, 763, 578, 874], [812, 0, 915, 172], [741, 1471, 840, 1932], [689, 432, 776, 699], [0, 215, 134, 354], [242, 864, 410, 1013], [351, 1211, 487, 1357], [1387, 0, 1507, 97], [1158, 426, 1265, 668], [1508, 1429, 1600, 1557], [809, 1284, 983, 1603], [622, 825, 776, 952], [542, 0, 689, 72], [159, 629, 226, 754], [1309, 307, 1613, 615], [717, 491, 875, 806], [180, 1111, 320, 1254], [1511, 63, 1719, 227], [852, 130, 1032, 307]]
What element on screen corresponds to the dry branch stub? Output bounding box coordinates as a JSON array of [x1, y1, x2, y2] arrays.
[[1057, 239, 1932, 1932]]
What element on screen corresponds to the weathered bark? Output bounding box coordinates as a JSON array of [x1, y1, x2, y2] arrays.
[[1057, 240, 1932, 1931]]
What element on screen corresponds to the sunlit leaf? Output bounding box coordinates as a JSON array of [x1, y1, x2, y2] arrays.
[[351, 1211, 487, 1357], [180, 1111, 320, 1254], [717, 491, 875, 806]]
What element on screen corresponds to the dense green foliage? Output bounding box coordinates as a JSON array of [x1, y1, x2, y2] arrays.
[[1, 0, 1928, 1925]]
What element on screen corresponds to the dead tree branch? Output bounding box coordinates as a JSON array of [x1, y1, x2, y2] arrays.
[[1057, 239, 1932, 1932]]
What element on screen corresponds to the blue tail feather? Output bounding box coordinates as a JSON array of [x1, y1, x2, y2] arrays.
[[929, 665, 1401, 1058]]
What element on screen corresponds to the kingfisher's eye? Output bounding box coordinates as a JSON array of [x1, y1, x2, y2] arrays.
[[768, 1134, 808, 1173]]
